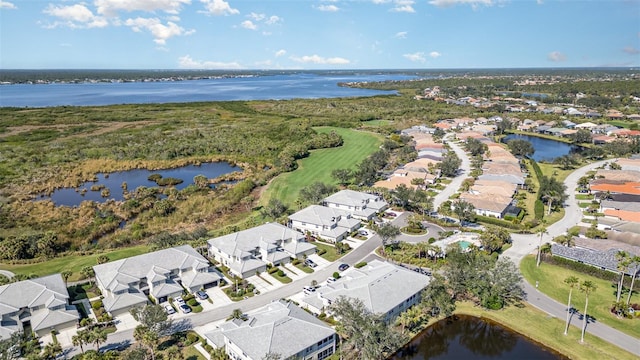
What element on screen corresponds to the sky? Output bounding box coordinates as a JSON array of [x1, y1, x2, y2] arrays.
[[1, 0, 639, 69]]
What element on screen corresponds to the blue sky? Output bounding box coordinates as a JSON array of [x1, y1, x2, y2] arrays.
[[1, 0, 639, 69]]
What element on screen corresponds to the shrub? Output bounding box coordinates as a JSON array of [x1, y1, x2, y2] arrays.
[[292, 259, 301, 265], [276, 269, 285, 277], [476, 215, 521, 230], [333, 272, 340, 279], [186, 332, 200, 345], [268, 267, 279, 274], [355, 262, 367, 268], [188, 298, 198, 307], [534, 200, 544, 220], [91, 300, 103, 310], [428, 237, 436, 244], [318, 248, 327, 256]]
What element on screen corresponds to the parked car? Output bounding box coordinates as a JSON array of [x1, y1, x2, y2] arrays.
[[196, 290, 209, 300], [164, 304, 176, 315], [175, 297, 186, 305], [358, 230, 369, 236], [338, 263, 349, 271], [179, 304, 192, 314], [327, 277, 337, 283], [305, 259, 317, 268], [303, 286, 316, 295]]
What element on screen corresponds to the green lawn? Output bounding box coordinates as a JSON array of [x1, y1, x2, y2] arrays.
[[576, 194, 594, 200], [456, 302, 637, 360], [261, 127, 383, 208], [520, 255, 639, 339], [314, 241, 350, 262], [0, 244, 149, 282], [182, 346, 206, 360], [271, 272, 292, 284]]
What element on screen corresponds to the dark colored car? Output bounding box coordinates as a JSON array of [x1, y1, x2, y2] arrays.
[[179, 304, 192, 314], [338, 263, 349, 271]]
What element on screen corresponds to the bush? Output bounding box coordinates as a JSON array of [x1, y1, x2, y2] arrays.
[[355, 262, 367, 268], [91, 300, 103, 310], [185, 332, 200, 345], [476, 215, 521, 230], [188, 298, 198, 307], [428, 237, 436, 244], [318, 248, 327, 256], [268, 267, 279, 274], [333, 272, 340, 279], [292, 259, 301, 265], [547, 256, 640, 289], [276, 269, 285, 277], [534, 200, 544, 220]]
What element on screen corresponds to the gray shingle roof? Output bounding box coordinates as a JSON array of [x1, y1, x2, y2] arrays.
[[93, 245, 212, 293], [323, 189, 388, 213], [304, 260, 429, 316], [552, 244, 639, 275], [204, 300, 335, 359]]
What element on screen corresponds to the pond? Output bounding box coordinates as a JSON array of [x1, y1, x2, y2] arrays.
[[391, 315, 567, 360], [35, 162, 242, 207], [503, 134, 583, 162]]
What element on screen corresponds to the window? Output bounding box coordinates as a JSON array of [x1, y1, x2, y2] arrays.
[[318, 347, 334, 360]]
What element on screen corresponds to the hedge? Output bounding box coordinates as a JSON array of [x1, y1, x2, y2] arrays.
[[475, 215, 522, 230], [355, 262, 367, 268], [534, 200, 544, 220], [530, 159, 543, 180], [548, 256, 640, 290]]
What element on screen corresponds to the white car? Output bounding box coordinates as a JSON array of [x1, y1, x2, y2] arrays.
[[327, 277, 337, 284], [303, 286, 316, 295], [164, 304, 176, 315], [174, 297, 186, 305]]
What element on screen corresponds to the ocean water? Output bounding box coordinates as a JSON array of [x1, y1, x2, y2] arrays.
[[0, 73, 414, 107]]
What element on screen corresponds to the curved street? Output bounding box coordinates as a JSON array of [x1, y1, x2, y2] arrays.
[[64, 158, 640, 358]]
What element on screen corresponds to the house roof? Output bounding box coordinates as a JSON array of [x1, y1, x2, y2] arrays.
[[373, 176, 417, 190], [459, 193, 513, 213], [289, 205, 358, 229], [478, 173, 524, 185], [204, 300, 335, 360], [93, 245, 211, 293], [304, 260, 429, 316], [323, 190, 388, 212], [603, 209, 640, 222], [208, 223, 313, 259], [601, 200, 640, 213], [102, 290, 148, 312], [552, 245, 639, 275], [590, 180, 640, 195]]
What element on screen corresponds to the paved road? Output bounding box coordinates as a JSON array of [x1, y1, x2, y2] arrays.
[[503, 158, 640, 356], [433, 134, 471, 210]]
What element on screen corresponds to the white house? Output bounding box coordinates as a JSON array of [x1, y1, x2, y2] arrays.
[[288, 205, 361, 243], [204, 300, 337, 360], [0, 274, 79, 339], [207, 223, 317, 279], [322, 189, 388, 220], [300, 260, 430, 323], [93, 245, 221, 316]]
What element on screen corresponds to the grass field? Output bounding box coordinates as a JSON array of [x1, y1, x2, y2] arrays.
[[261, 127, 383, 208], [520, 255, 639, 339], [0, 244, 149, 282], [455, 302, 637, 360]]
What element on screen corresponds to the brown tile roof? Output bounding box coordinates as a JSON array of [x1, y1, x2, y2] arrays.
[[595, 170, 640, 182], [590, 181, 640, 195], [604, 209, 640, 223], [459, 193, 513, 213]]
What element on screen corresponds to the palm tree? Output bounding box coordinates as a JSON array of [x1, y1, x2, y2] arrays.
[[579, 280, 597, 343], [88, 327, 108, 351], [81, 266, 95, 286], [61, 270, 72, 287], [72, 330, 89, 354], [626, 255, 640, 306], [615, 251, 629, 303], [134, 325, 158, 360], [41, 342, 62, 360], [230, 308, 244, 320], [563, 276, 579, 335], [536, 227, 548, 267]]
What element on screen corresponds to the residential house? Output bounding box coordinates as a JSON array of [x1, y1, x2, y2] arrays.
[[606, 109, 625, 119], [575, 122, 599, 131], [94, 245, 221, 316], [600, 200, 640, 223], [459, 192, 514, 219], [208, 223, 317, 279], [204, 300, 336, 360], [0, 274, 79, 339], [300, 260, 429, 323], [288, 205, 361, 243], [323, 190, 388, 221], [551, 245, 639, 275], [616, 158, 640, 172], [590, 180, 640, 196]]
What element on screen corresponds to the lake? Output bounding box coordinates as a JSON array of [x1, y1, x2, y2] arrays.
[[503, 133, 583, 162], [0, 73, 414, 107], [391, 315, 566, 360], [35, 162, 242, 207]]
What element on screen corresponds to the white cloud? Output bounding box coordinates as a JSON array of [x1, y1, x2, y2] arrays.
[[429, 51, 441, 58], [248, 12, 265, 21], [43, 4, 108, 28], [317, 5, 339, 12], [178, 55, 243, 69], [290, 54, 351, 65], [372, 0, 392, 3], [428, 0, 496, 8], [265, 15, 282, 25], [395, 31, 408, 39], [403, 52, 426, 62], [623, 46, 640, 55], [240, 20, 257, 30], [95, 0, 191, 17], [0, 1, 16, 9], [391, 1, 415, 12], [547, 51, 567, 62], [125, 17, 193, 44], [275, 49, 287, 57], [200, 0, 239, 16]]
